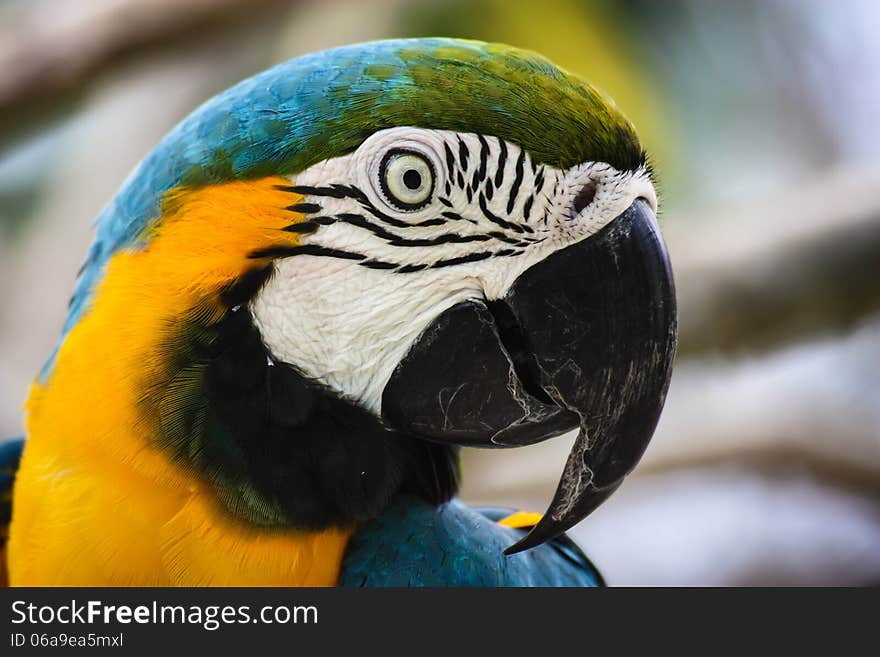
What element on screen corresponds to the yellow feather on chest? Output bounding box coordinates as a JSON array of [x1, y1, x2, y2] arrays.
[[8, 177, 352, 586]]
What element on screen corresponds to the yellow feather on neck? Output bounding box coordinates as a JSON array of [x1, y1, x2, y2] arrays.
[[9, 177, 352, 586]]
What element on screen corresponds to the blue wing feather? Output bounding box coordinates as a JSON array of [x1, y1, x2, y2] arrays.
[[339, 495, 603, 587]]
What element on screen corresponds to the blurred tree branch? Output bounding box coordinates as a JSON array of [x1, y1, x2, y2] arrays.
[[0, 0, 295, 128], [668, 167, 880, 355]]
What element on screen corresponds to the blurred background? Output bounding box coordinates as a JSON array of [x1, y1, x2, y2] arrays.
[[1, 0, 878, 585]]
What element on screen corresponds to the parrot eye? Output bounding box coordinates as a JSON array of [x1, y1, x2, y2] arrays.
[[378, 149, 435, 211]]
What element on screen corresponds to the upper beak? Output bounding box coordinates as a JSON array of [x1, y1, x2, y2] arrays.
[[382, 198, 677, 552]]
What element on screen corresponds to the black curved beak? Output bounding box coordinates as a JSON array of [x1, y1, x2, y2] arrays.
[[382, 198, 677, 553]]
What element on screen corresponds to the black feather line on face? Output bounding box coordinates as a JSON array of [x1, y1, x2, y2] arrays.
[[457, 136, 470, 172], [444, 142, 456, 175], [281, 221, 319, 234], [359, 260, 399, 270], [248, 244, 366, 260], [278, 184, 363, 200], [534, 167, 546, 195], [478, 192, 525, 234], [477, 134, 489, 183], [495, 139, 508, 188], [141, 271, 460, 529], [523, 196, 534, 222], [441, 211, 474, 224], [358, 197, 447, 229], [396, 263, 429, 273], [287, 202, 321, 214], [507, 148, 526, 216]]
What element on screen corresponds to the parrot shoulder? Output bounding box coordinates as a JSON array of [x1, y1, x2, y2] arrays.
[[339, 495, 603, 587]]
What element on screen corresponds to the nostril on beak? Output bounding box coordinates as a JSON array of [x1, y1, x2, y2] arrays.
[[572, 181, 597, 216]]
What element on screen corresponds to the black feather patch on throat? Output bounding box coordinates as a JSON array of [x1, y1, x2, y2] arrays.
[[141, 267, 459, 529]]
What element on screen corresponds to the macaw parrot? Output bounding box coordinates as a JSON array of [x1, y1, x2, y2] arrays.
[[1, 38, 676, 586]]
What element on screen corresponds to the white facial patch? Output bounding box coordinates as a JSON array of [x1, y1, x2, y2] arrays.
[[250, 127, 656, 413]]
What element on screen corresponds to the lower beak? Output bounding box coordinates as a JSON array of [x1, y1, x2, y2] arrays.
[[382, 198, 677, 552]]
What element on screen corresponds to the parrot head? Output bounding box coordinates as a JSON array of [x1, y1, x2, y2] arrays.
[[48, 39, 676, 553]]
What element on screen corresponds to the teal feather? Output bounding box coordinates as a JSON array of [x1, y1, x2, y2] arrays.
[[340, 495, 603, 587]]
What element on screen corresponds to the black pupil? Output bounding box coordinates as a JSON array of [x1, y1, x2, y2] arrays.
[[402, 169, 422, 190]]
